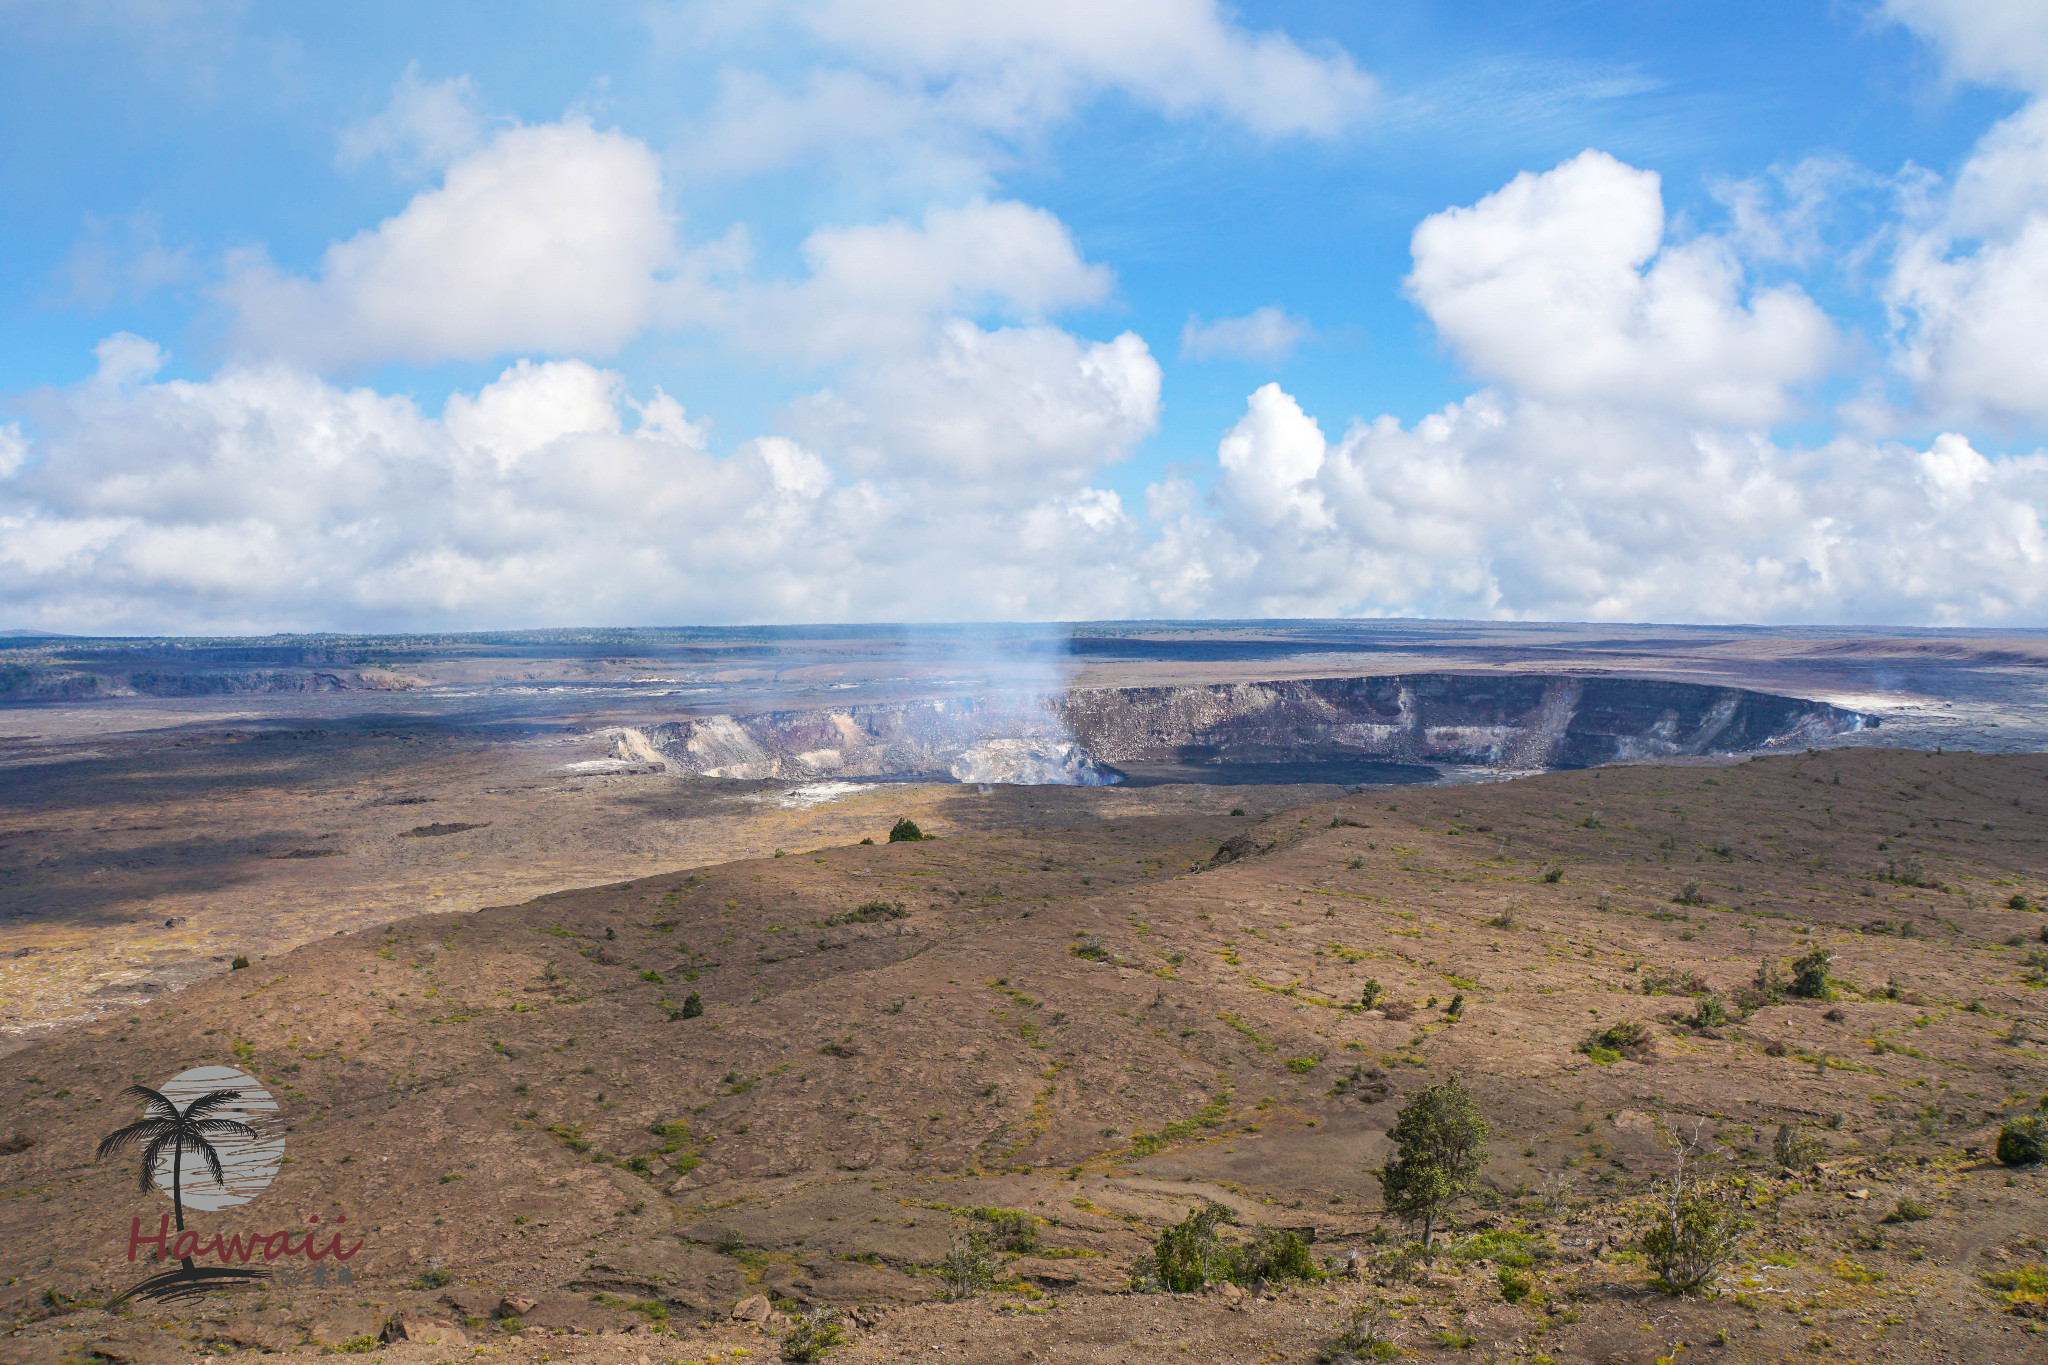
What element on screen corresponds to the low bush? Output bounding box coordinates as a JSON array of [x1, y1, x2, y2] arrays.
[[1359, 979, 1382, 1010], [1068, 936, 1113, 962], [780, 1309, 846, 1363], [1996, 1117, 2046, 1166], [825, 900, 907, 926], [1881, 1197, 1934, 1224], [888, 818, 928, 843], [1688, 996, 1730, 1029], [1579, 1020, 1656, 1065], [1773, 1123, 1822, 1171], [970, 1206, 1040, 1253], [1981, 1264, 2048, 1319], [1496, 1267, 1531, 1302], [1736, 957, 1785, 1009], [679, 992, 704, 1019], [1641, 968, 1712, 997], [1318, 1300, 1402, 1363], [1146, 1203, 1324, 1293], [1673, 881, 1707, 906]]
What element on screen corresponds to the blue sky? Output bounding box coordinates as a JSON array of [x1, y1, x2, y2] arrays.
[[2, 0, 2046, 632]]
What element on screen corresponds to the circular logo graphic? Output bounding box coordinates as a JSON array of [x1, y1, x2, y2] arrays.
[[146, 1065, 284, 1211]]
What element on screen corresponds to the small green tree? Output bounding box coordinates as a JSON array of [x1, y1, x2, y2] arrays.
[[888, 817, 925, 843], [1788, 947, 1834, 999], [938, 1223, 997, 1299], [1152, 1202, 1230, 1292], [1642, 1121, 1749, 1295], [679, 992, 704, 1019], [1359, 979, 1382, 1010], [1376, 1075, 1490, 1246]]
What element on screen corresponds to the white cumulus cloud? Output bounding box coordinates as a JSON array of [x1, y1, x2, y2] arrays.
[[221, 120, 674, 370], [1406, 150, 1838, 426], [0, 338, 1162, 633], [1883, 0, 2048, 95], [1153, 384, 2048, 624], [1887, 95, 2048, 425], [736, 199, 1114, 363]]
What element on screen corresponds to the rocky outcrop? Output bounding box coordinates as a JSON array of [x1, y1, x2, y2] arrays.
[[623, 698, 1123, 786], [626, 673, 1868, 787], [1055, 673, 1870, 773]]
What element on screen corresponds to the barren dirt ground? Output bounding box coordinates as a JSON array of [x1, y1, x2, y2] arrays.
[[0, 749, 2043, 1364], [0, 701, 1339, 1049]]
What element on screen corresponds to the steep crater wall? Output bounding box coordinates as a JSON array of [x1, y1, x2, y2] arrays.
[[624, 674, 1872, 786]]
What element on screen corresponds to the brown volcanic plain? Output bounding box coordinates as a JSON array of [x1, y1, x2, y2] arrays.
[[0, 748, 2044, 1363]]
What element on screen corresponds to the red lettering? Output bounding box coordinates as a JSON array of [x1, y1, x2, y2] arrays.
[[118, 1215, 369, 1265], [127, 1215, 169, 1263]]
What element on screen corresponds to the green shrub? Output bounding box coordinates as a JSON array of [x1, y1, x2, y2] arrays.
[[1238, 1228, 1322, 1286], [1981, 1264, 2048, 1318], [1880, 1197, 1933, 1224], [2005, 892, 2029, 910], [1773, 1123, 1822, 1171], [1359, 979, 1382, 1010], [1688, 996, 1730, 1029], [1151, 1203, 1230, 1292], [781, 1309, 846, 1362], [825, 900, 907, 926], [680, 992, 704, 1019], [1496, 1267, 1531, 1302], [1540, 865, 1564, 884], [230, 955, 249, 969], [1641, 968, 1712, 997], [1579, 1020, 1655, 1064], [1147, 1204, 1324, 1292], [1069, 937, 1112, 962], [1450, 1230, 1547, 1269], [1318, 1300, 1401, 1362], [939, 1224, 997, 1299], [413, 1267, 452, 1289], [1788, 948, 1834, 999], [1286, 1056, 1321, 1074], [888, 817, 926, 843], [1674, 881, 1706, 906], [1643, 1184, 1749, 1294], [970, 1206, 1040, 1253], [1996, 1117, 2046, 1166]]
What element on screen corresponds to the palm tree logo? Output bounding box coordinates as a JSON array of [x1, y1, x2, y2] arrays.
[[99, 1084, 254, 1236], [99, 1069, 283, 1306]]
